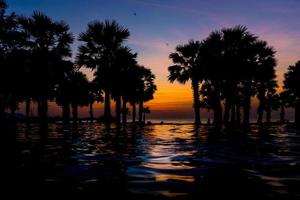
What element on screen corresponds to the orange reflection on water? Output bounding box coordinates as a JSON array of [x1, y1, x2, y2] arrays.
[[155, 174, 195, 182], [141, 125, 197, 184]]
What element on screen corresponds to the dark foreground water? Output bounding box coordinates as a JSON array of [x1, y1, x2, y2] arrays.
[[10, 123, 300, 199]]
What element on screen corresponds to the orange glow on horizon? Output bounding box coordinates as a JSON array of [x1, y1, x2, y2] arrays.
[[145, 83, 192, 109]]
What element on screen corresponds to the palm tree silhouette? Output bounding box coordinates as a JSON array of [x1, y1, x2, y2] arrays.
[[69, 71, 89, 122], [77, 20, 130, 123], [200, 31, 224, 130], [196, 25, 276, 129], [56, 68, 90, 123], [127, 65, 143, 124], [88, 80, 103, 122], [254, 40, 277, 125], [55, 61, 76, 123], [257, 80, 278, 124], [0, 0, 6, 12], [265, 92, 280, 124], [0, 0, 287, 130], [279, 90, 290, 124], [221, 26, 258, 126], [168, 40, 202, 125], [283, 60, 300, 127], [219, 26, 263, 128], [143, 107, 150, 123], [0, 1, 25, 118], [19, 11, 73, 122], [110, 46, 137, 125], [137, 66, 156, 124], [0, 0, 7, 119]]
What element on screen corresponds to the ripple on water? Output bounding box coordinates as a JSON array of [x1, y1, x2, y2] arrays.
[[14, 123, 300, 199]]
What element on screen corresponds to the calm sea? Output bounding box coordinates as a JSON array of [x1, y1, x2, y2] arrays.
[[11, 122, 300, 199]]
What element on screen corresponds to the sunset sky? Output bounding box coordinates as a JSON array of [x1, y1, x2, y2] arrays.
[[8, 0, 300, 120]]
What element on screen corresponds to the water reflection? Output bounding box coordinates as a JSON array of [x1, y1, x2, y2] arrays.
[[12, 123, 300, 199]]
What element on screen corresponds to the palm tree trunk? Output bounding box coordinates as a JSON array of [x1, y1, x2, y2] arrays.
[[138, 100, 143, 123], [122, 96, 127, 125], [266, 106, 271, 124], [295, 100, 300, 128], [62, 102, 70, 124], [25, 98, 31, 119], [236, 104, 241, 125], [243, 82, 251, 127], [224, 98, 231, 124], [10, 106, 16, 115], [89, 102, 94, 122], [143, 112, 146, 123], [230, 103, 236, 125], [191, 79, 201, 125], [104, 89, 111, 123], [72, 103, 78, 123], [38, 98, 48, 122], [280, 105, 285, 124], [257, 99, 264, 125], [43, 99, 48, 121], [115, 95, 121, 125], [0, 96, 5, 119], [132, 102, 136, 123], [38, 100, 42, 119], [213, 93, 222, 131]]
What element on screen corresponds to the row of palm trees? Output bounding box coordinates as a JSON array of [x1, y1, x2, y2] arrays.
[[283, 61, 300, 127], [0, 0, 156, 125], [169, 26, 300, 129], [1, 0, 299, 128]]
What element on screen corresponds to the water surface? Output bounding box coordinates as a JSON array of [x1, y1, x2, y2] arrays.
[[13, 123, 300, 199]]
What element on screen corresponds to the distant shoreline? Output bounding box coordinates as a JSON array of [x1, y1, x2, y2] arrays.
[[1, 117, 295, 126]]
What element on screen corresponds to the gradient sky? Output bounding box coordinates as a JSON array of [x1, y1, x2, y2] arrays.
[[7, 0, 300, 120]]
